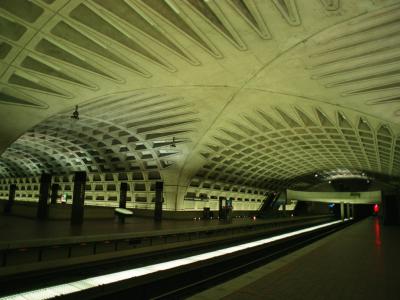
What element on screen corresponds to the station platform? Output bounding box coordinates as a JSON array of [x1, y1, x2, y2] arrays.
[[0, 215, 259, 242], [192, 217, 400, 300], [0, 214, 333, 279]]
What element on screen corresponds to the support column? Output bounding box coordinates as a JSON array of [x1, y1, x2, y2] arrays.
[[117, 182, 129, 224], [50, 183, 60, 204], [4, 184, 16, 213], [340, 202, 345, 221], [282, 190, 287, 215], [174, 186, 186, 211], [382, 194, 399, 225], [71, 171, 87, 225], [119, 182, 128, 209], [346, 203, 351, 220], [219, 197, 223, 219], [37, 173, 52, 219], [154, 181, 163, 221]]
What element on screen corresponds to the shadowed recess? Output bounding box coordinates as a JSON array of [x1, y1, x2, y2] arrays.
[[69, 4, 173, 71], [0, 0, 44, 23], [0, 90, 44, 108], [230, 0, 271, 39], [21, 56, 94, 88], [0, 42, 12, 59], [51, 21, 151, 77], [35, 39, 117, 80], [8, 73, 69, 97], [188, 0, 245, 49], [142, 0, 220, 57], [0, 16, 27, 41]]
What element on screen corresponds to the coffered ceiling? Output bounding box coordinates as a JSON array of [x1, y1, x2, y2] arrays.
[[1, 0, 400, 191]]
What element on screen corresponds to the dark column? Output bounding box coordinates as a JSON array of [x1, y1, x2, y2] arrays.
[[117, 182, 129, 224], [282, 190, 287, 216], [71, 171, 87, 225], [37, 173, 52, 219], [346, 203, 351, 219], [4, 184, 16, 213], [340, 202, 345, 221], [353, 204, 373, 220], [154, 181, 163, 221], [50, 183, 60, 204], [382, 194, 399, 225], [119, 182, 128, 209], [293, 200, 309, 216], [218, 197, 224, 219]]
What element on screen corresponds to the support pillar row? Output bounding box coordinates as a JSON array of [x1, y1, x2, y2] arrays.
[[50, 183, 60, 205], [340, 202, 345, 221], [346, 203, 351, 220], [119, 182, 128, 209], [71, 171, 87, 225], [382, 194, 399, 225], [154, 181, 163, 222], [117, 182, 129, 223], [4, 184, 16, 213], [282, 190, 288, 216], [218, 197, 223, 219], [37, 173, 52, 220]]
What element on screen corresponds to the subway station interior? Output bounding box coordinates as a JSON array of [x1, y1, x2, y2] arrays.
[[0, 0, 400, 299]]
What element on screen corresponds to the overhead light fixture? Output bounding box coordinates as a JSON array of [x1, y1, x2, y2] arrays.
[[70, 105, 79, 120]]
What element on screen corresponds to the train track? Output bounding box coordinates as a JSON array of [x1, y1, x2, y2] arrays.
[[62, 219, 352, 300]]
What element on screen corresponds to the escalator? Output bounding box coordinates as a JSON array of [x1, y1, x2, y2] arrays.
[[257, 192, 280, 218]]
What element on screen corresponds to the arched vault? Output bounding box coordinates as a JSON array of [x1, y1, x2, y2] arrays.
[[1, 0, 400, 209]]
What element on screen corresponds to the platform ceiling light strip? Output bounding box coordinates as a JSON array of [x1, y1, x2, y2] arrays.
[[0, 219, 348, 300]]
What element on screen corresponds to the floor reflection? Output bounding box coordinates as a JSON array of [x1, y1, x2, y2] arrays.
[[374, 217, 381, 247]]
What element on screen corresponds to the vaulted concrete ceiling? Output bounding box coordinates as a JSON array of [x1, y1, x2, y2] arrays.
[[1, 0, 400, 191]]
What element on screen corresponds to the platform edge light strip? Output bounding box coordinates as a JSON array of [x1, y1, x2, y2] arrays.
[[0, 219, 349, 300]]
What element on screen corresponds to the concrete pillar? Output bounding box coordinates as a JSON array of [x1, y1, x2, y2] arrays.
[[50, 183, 60, 204], [382, 194, 399, 225], [117, 182, 129, 224], [346, 203, 351, 220], [37, 173, 52, 219], [219, 197, 224, 219], [71, 171, 87, 225], [174, 186, 186, 211], [154, 181, 163, 221], [4, 184, 16, 213], [340, 202, 345, 221], [119, 182, 128, 209]]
